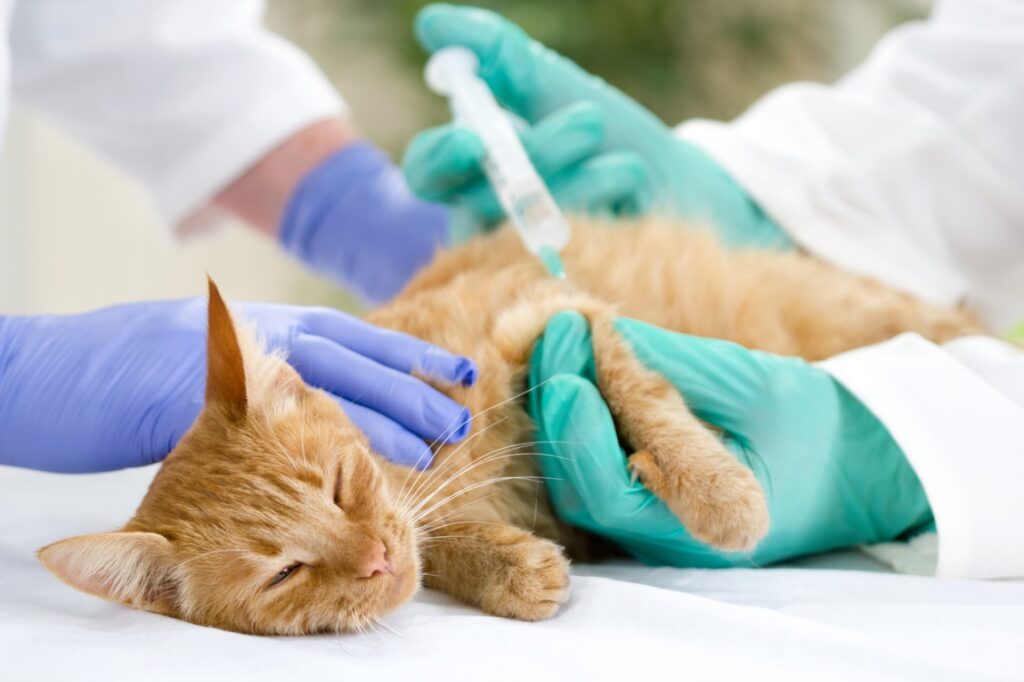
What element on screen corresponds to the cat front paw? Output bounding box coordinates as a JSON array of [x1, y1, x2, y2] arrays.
[[479, 535, 571, 621]]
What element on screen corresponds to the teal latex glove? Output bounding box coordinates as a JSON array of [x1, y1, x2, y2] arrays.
[[404, 4, 792, 249], [529, 312, 933, 567]]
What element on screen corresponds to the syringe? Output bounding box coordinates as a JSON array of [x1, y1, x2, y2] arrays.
[[425, 47, 570, 278]]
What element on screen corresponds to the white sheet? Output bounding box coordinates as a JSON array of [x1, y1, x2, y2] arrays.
[[3, 465, 1023, 681]]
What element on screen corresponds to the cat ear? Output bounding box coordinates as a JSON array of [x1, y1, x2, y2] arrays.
[[206, 276, 247, 418], [38, 532, 177, 612]]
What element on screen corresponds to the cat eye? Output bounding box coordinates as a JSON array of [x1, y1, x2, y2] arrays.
[[266, 562, 303, 589], [333, 465, 344, 509]]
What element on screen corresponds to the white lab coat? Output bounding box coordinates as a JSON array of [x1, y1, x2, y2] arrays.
[[1, 0, 1021, 579], [1, 0, 343, 222], [681, 0, 1024, 579]]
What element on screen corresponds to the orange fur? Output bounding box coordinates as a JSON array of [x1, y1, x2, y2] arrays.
[[38, 217, 980, 633]]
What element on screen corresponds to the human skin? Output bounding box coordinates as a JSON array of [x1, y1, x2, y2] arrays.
[[212, 117, 359, 236]]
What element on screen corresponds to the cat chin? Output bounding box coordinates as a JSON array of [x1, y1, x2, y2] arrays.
[[378, 555, 421, 612], [380, 564, 420, 613]]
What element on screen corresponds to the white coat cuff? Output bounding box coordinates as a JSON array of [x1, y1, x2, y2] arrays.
[[155, 77, 344, 225], [819, 334, 1024, 579]]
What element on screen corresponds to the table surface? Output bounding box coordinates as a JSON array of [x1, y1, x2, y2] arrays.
[[3, 464, 1022, 682]]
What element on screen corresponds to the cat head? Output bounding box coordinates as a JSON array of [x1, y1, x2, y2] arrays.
[[39, 280, 420, 634]]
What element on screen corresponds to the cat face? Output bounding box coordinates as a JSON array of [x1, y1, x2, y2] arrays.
[[38, 281, 420, 634]]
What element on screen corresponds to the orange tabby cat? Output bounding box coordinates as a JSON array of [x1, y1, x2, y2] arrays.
[[39, 218, 979, 634]]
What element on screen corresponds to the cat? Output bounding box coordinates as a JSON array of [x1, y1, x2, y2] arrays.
[[38, 217, 980, 634]]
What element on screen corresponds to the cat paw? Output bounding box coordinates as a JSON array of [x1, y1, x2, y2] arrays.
[[479, 536, 571, 621], [628, 448, 769, 552]]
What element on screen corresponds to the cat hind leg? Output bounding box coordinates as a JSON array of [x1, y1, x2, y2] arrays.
[[493, 286, 769, 552], [586, 315, 769, 551]]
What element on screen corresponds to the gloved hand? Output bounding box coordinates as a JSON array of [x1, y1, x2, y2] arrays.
[[529, 312, 932, 566], [403, 4, 792, 250], [0, 299, 475, 473], [280, 141, 461, 305]]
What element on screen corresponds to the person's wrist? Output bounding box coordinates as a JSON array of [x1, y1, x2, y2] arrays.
[[0, 315, 20, 389], [668, 139, 793, 250], [279, 142, 451, 303], [0, 314, 36, 382], [831, 377, 934, 535], [213, 118, 358, 235]]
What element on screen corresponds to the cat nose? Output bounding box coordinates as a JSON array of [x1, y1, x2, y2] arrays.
[[356, 540, 392, 579]]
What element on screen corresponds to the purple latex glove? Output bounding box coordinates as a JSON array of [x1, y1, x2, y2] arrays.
[[0, 298, 475, 473], [280, 141, 455, 305]]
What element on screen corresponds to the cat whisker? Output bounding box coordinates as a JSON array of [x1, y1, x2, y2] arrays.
[[413, 495, 502, 536], [397, 421, 529, 513], [396, 414, 508, 508], [412, 475, 549, 524], [406, 437, 580, 512], [417, 517, 509, 535], [401, 375, 562, 505], [372, 617, 406, 639], [403, 444, 536, 520], [404, 438, 559, 509], [403, 443, 574, 522], [417, 534, 472, 542], [396, 414, 510, 509], [398, 414, 523, 509], [422, 374, 557, 454]]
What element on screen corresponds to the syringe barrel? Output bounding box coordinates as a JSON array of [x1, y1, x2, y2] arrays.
[[425, 47, 570, 255]]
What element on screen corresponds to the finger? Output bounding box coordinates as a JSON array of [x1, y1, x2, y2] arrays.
[[535, 376, 743, 566], [442, 100, 606, 211], [612, 318, 764, 434], [534, 375, 685, 537], [289, 332, 472, 444], [454, 152, 649, 227], [450, 177, 504, 226], [415, 4, 592, 122], [408, 102, 604, 218], [403, 125, 485, 201], [547, 152, 651, 217], [529, 310, 596, 384], [521, 101, 604, 178], [304, 308, 477, 386], [335, 398, 434, 470]]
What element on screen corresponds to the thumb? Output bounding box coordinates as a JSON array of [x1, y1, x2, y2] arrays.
[[613, 318, 771, 437], [415, 4, 597, 123], [530, 310, 597, 384]]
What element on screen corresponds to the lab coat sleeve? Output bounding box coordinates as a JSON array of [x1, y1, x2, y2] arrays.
[[820, 334, 1024, 579], [8, 0, 344, 223], [677, 0, 1024, 332], [678, 0, 1024, 579]]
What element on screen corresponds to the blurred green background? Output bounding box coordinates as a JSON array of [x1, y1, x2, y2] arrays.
[[1, 0, 929, 316], [268, 0, 928, 155]]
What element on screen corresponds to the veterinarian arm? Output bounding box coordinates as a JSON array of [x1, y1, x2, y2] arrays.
[[677, 0, 1024, 330], [533, 313, 1024, 579], [0, 300, 475, 472], [529, 312, 933, 569], [402, 4, 791, 250], [820, 334, 1024, 579], [10, 0, 465, 303]]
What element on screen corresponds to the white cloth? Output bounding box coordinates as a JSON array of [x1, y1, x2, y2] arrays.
[[2, 0, 343, 222], [4, 464, 1023, 682], [680, 0, 1024, 580]]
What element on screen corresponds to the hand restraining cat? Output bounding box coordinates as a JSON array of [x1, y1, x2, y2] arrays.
[[38, 217, 980, 634]]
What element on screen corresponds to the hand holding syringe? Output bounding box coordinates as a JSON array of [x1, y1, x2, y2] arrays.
[[425, 47, 570, 277]]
